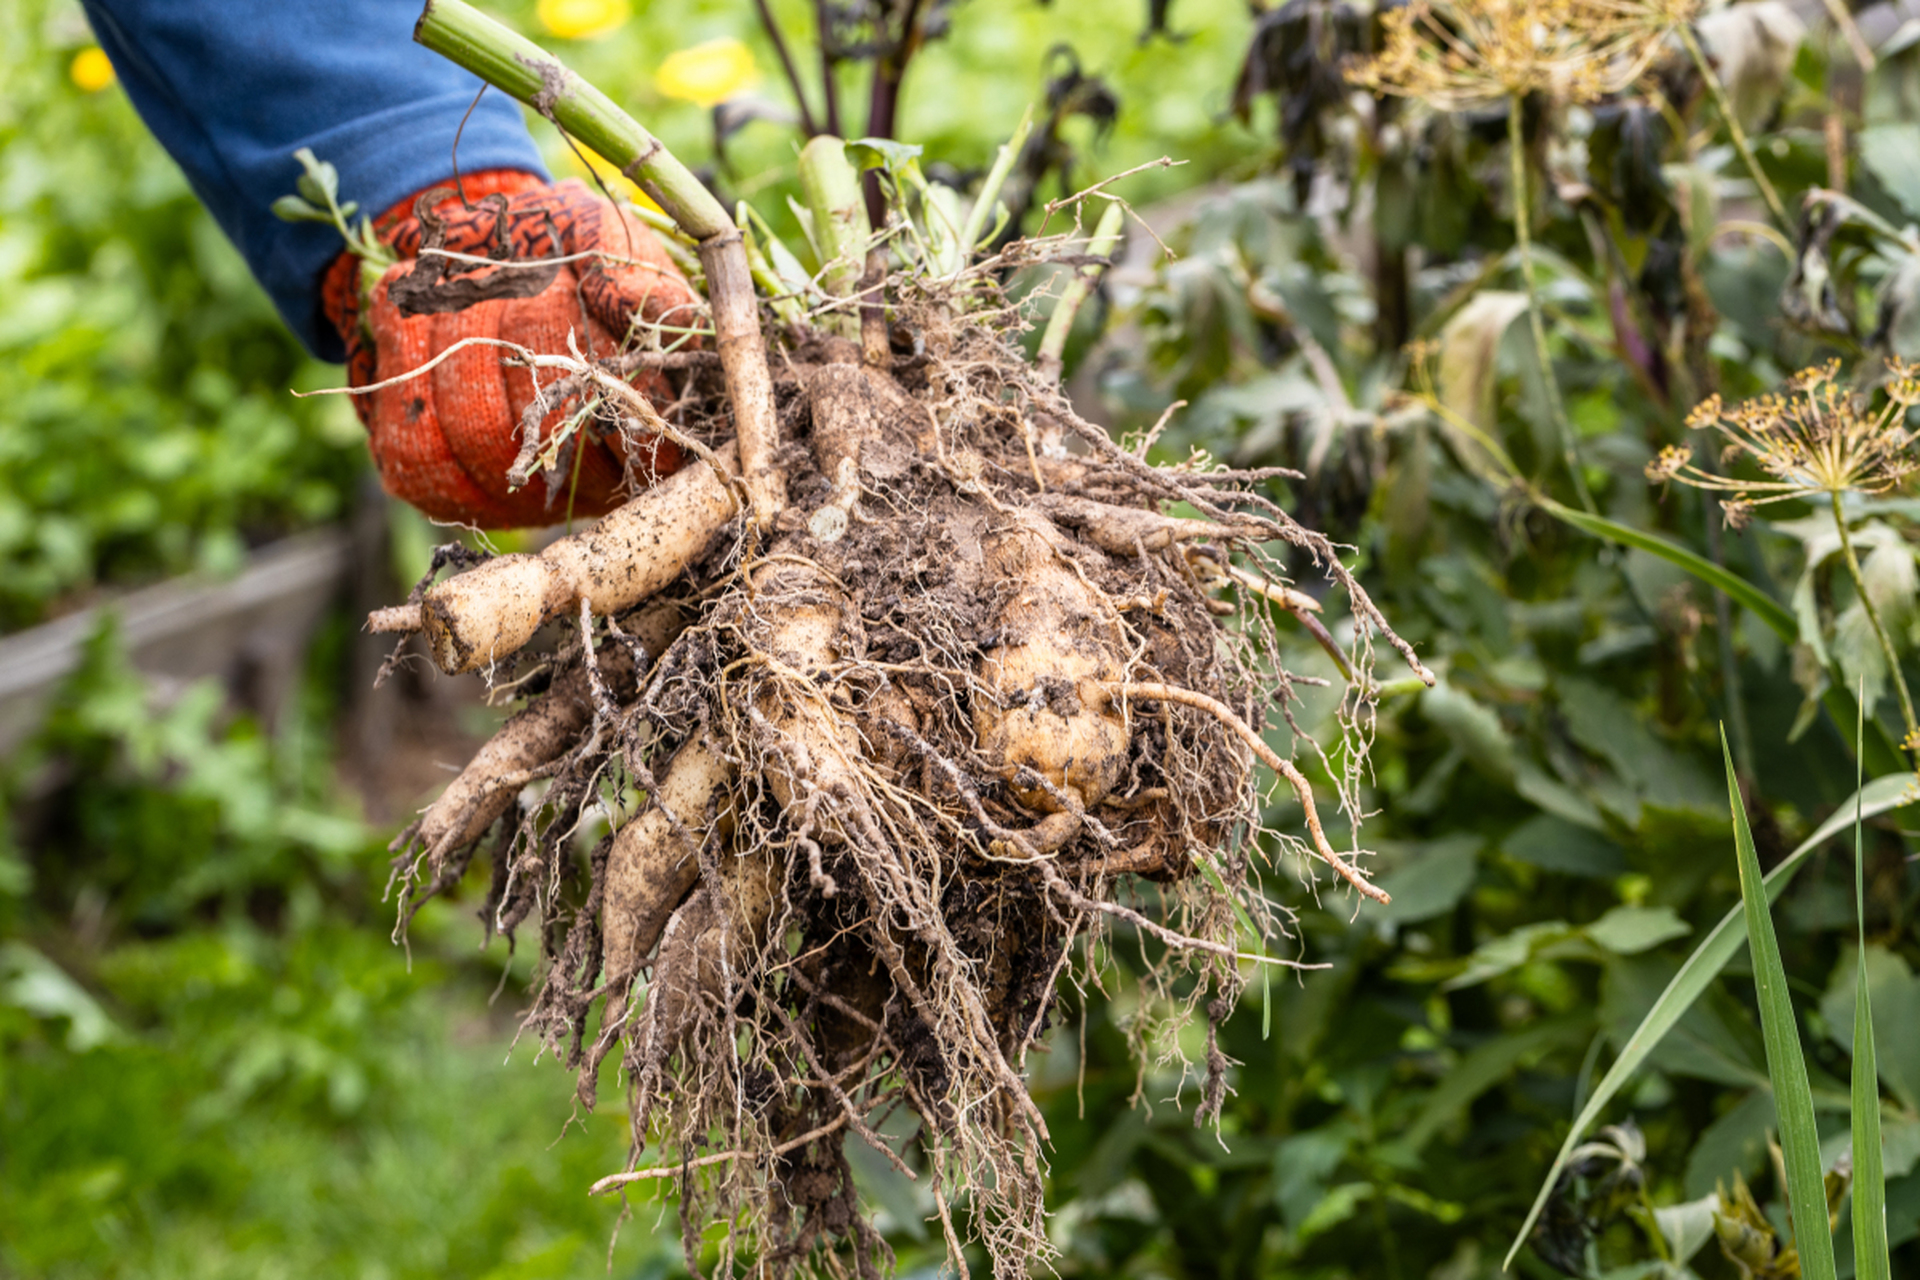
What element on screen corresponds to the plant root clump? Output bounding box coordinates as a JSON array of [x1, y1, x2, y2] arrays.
[[382, 277, 1421, 1278]]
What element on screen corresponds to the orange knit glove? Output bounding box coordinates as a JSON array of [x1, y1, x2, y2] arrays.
[[321, 171, 701, 529]]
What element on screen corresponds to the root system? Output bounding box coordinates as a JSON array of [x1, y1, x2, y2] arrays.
[[375, 268, 1424, 1277], [348, 28, 1427, 1261]]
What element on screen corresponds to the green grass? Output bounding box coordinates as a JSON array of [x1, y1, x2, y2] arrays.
[[0, 915, 681, 1280]]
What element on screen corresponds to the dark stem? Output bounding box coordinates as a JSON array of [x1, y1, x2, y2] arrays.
[[751, 0, 819, 137], [1372, 236, 1409, 355], [1507, 94, 1596, 513], [861, 0, 926, 225], [813, 0, 842, 136]]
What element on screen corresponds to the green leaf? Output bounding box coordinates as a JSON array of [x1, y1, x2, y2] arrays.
[[1859, 123, 1920, 222], [1373, 837, 1478, 924], [1886, 1116, 1920, 1179], [1585, 905, 1690, 956], [1684, 1089, 1775, 1199], [1543, 501, 1793, 636], [1722, 728, 1836, 1280], [1432, 291, 1530, 482], [271, 195, 329, 224], [1442, 921, 1580, 991], [0, 942, 122, 1051], [1821, 946, 1920, 1112], [1505, 771, 1915, 1268], [292, 147, 339, 208], [1502, 814, 1625, 878], [1654, 1193, 1722, 1265], [1419, 682, 1515, 782], [1854, 952, 1893, 1279], [845, 137, 924, 173], [1392, 1013, 1588, 1156], [1604, 955, 1768, 1089]]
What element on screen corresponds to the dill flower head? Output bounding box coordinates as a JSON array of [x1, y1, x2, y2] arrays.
[[1648, 360, 1920, 525], [1347, 0, 1683, 109]]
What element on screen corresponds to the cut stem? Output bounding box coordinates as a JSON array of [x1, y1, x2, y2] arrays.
[[414, 0, 783, 525], [954, 108, 1034, 269], [1037, 200, 1126, 385], [1678, 23, 1791, 229], [1508, 95, 1596, 514], [797, 134, 870, 342], [1830, 491, 1919, 753]]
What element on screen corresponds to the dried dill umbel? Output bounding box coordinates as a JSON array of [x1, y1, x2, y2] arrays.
[[1647, 360, 1920, 524], [1348, 0, 1688, 513], [1650, 359, 1920, 754], [1346, 0, 1683, 109]]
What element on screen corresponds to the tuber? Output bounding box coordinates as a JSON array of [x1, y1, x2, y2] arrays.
[[417, 443, 739, 674]]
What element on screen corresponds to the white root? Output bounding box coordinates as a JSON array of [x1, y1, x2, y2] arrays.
[[414, 653, 619, 865], [974, 509, 1131, 813], [416, 443, 740, 674], [1033, 492, 1258, 556], [601, 733, 738, 993]]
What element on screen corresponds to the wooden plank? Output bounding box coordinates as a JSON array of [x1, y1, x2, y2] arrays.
[[0, 529, 351, 755]]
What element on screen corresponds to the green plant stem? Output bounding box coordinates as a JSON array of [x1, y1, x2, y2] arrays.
[[1852, 687, 1893, 1278], [954, 108, 1033, 269], [1506, 96, 1596, 514], [1830, 491, 1919, 753], [1036, 200, 1126, 385], [415, 1, 726, 239], [1678, 23, 1791, 230], [797, 134, 870, 344]]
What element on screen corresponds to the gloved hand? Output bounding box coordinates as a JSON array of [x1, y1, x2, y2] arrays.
[[321, 170, 701, 529]]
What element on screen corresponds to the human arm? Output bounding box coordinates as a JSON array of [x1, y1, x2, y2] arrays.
[[79, 0, 700, 528], [79, 0, 549, 359]]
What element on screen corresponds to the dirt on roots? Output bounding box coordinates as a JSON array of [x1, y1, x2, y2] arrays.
[[383, 287, 1417, 1279]]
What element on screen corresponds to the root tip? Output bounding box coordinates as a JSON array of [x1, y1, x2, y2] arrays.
[[368, 603, 425, 634]]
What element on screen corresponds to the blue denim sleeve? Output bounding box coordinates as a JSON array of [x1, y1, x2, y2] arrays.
[[79, 0, 550, 360]]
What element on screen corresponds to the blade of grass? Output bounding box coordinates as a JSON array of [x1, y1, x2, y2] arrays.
[[1851, 691, 1892, 1280], [1722, 726, 1836, 1280], [1542, 501, 1906, 776], [1503, 770, 1915, 1268]]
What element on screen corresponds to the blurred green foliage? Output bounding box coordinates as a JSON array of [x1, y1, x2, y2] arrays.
[[0, 1, 365, 632], [1054, 5, 1920, 1276], [0, 619, 681, 1278]]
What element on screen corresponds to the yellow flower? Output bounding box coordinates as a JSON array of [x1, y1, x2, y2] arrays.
[[655, 38, 757, 108], [69, 47, 116, 93], [564, 150, 664, 215], [536, 0, 630, 41], [1656, 360, 1920, 525]]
